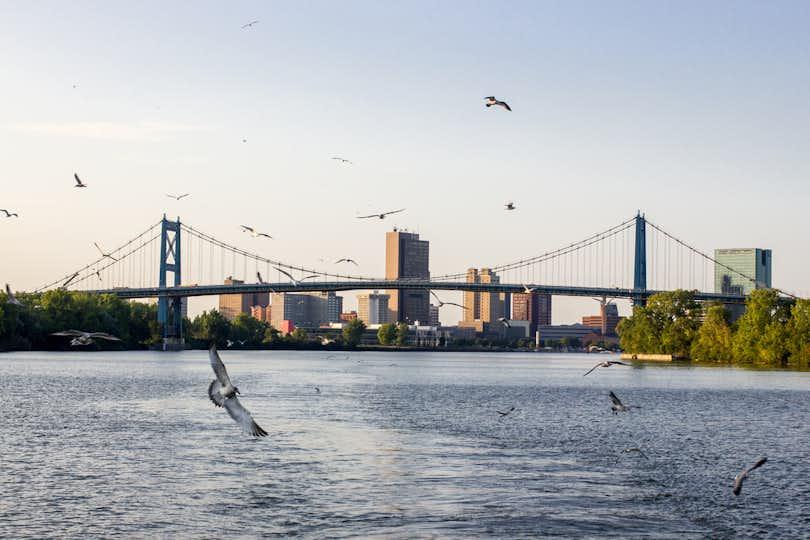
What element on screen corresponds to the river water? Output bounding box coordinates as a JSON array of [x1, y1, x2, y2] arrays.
[[1, 351, 808, 538]]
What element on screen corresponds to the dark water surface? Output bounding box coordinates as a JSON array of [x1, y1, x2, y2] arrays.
[[1, 351, 808, 538]]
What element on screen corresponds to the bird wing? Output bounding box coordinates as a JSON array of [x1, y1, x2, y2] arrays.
[[0, 209, 8, 217], [209, 344, 233, 386], [5, 284, 12, 297], [258, 233, 273, 239], [208, 379, 225, 407], [748, 457, 768, 472], [501, 102, 512, 111], [608, 361, 630, 366], [273, 266, 295, 281], [223, 397, 268, 437], [240, 225, 255, 233], [582, 362, 602, 376], [383, 208, 406, 216], [484, 96, 495, 100], [735, 457, 767, 494], [609, 391, 624, 407], [256, 272, 264, 283], [51, 330, 85, 337], [87, 332, 121, 341], [178, 193, 189, 199], [355, 213, 378, 219], [93, 242, 105, 255], [74, 173, 82, 185]]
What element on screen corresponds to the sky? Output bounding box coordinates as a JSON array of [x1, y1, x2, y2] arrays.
[[2, 0, 810, 324]]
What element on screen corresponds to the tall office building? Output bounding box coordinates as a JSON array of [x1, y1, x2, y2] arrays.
[[270, 291, 335, 328], [219, 276, 269, 320], [714, 248, 772, 295], [386, 230, 430, 324], [462, 268, 504, 323], [582, 303, 619, 336], [429, 304, 440, 327], [326, 293, 343, 323], [512, 292, 552, 334], [357, 291, 390, 325]]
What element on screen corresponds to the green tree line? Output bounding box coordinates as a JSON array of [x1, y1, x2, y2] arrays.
[[618, 289, 810, 369]]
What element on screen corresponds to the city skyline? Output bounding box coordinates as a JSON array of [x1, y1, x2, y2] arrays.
[[2, 1, 810, 326]]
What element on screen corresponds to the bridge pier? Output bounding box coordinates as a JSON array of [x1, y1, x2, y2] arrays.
[[157, 215, 185, 350]]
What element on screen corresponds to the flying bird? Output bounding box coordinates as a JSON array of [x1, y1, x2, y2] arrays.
[[609, 391, 635, 414], [314, 386, 321, 394], [504, 201, 516, 211], [485, 96, 512, 111], [497, 317, 511, 328], [240, 225, 273, 239], [356, 208, 406, 220], [94, 269, 102, 281], [496, 406, 516, 417], [51, 330, 122, 346], [74, 173, 87, 188], [583, 360, 630, 377], [429, 290, 467, 310], [93, 242, 118, 261], [256, 271, 264, 284], [273, 266, 319, 286], [1, 209, 18, 218], [331, 157, 353, 165], [61, 272, 79, 288], [733, 457, 767, 496], [208, 344, 268, 437], [166, 193, 190, 201], [522, 284, 537, 294], [241, 20, 259, 29], [622, 447, 649, 459], [4, 284, 22, 306], [334, 258, 359, 266]]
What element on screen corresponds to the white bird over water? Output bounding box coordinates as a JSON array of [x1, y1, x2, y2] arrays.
[[5, 284, 23, 306], [74, 173, 87, 188], [240, 225, 273, 239], [583, 359, 630, 377], [94, 242, 118, 261], [208, 344, 268, 437], [50, 330, 122, 346], [273, 266, 319, 286], [484, 96, 512, 111], [356, 208, 406, 220], [1, 209, 19, 218], [733, 457, 767, 496]]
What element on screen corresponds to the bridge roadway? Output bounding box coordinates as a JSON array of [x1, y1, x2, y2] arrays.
[[87, 280, 749, 304]]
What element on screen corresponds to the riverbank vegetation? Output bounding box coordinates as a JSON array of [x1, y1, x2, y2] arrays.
[[618, 289, 810, 369]]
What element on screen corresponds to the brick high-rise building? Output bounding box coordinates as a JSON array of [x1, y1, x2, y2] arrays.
[[582, 302, 620, 336], [512, 292, 552, 335], [219, 276, 269, 320], [385, 230, 429, 324]]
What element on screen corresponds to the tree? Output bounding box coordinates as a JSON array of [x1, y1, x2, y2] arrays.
[[190, 310, 230, 347], [229, 313, 267, 346], [377, 323, 397, 345], [343, 318, 366, 348], [787, 299, 810, 369], [263, 325, 281, 345], [395, 322, 409, 346], [617, 290, 702, 356], [690, 304, 733, 362], [732, 289, 790, 367]]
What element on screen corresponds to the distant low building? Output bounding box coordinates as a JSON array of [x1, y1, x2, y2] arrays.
[[537, 324, 604, 344], [340, 311, 358, 322]]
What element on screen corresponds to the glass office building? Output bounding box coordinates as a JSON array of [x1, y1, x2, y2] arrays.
[[714, 248, 772, 295]]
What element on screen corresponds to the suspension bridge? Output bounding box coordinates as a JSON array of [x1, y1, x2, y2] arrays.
[[34, 212, 783, 347]]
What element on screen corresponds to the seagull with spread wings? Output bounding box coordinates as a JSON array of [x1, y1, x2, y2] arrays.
[[74, 173, 87, 188], [583, 359, 630, 377], [51, 330, 122, 346], [522, 284, 537, 294], [485, 96, 512, 111], [166, 193, 190, 201], [496, 406, 516, 418], [94, 242, 118, 261], [273, 266, 319, 286], [241, 225, 273, 239], [241, 20, 259, 29], [4, 284, 23, 306], [208, 344, 268, 437], [356, 208, 406, 220], [335, 258, 359, 266], [504, 201, 516, 211], [609, 391, 637, 414], [429, 290, 467, 310], [733, 457, 767, 496], [331, 157, 353, 164], [1, 209, 19, 218]]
